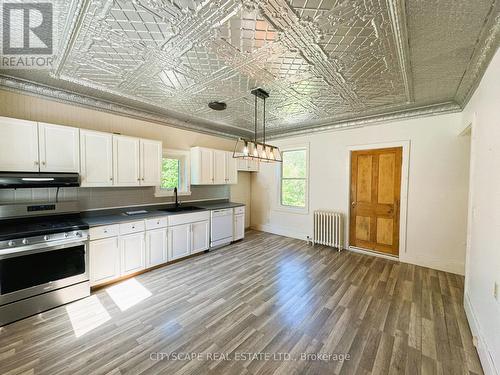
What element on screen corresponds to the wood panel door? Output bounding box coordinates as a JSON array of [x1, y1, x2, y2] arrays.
[[349, 147, 402, 256]]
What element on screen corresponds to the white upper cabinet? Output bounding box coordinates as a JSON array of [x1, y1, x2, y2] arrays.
[[191, 147, 238, 185], [0, 117, 40, 172], [237, 158, 259, 172], [80, 130, 113, 187], [38, 122, 80, 173], [113, 135, 141, 186], [213, 150, 226, 184], [226, 152, 238, 184], [140, 139, 162, 186]]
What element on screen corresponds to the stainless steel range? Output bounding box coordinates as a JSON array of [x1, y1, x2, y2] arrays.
[[0, 202, 90, 326]]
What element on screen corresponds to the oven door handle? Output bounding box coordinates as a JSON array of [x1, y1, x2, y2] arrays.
[[0, 239, 88, 259]]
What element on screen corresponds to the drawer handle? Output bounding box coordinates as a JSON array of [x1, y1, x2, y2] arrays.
[[104, 230, 108, 233], [132, 226, 135, 229]]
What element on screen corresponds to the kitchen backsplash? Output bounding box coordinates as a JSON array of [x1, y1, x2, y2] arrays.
[[0, 185, 230, 210]]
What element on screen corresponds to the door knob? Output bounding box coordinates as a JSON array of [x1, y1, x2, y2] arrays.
[[351, 201, 356, 207]]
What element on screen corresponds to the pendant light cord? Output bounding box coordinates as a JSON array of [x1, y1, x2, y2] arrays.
[[254, 94, 258, 144], [263, 97, 266, 144]]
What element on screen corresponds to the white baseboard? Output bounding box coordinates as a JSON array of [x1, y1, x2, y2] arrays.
[[348, 246, 399, 261], [251, 224, 308, 241], [464, 292, 498, 375]]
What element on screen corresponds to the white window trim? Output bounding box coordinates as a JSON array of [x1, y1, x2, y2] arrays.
[[275, 143, 310, 214], [155, 149, 191, 197]]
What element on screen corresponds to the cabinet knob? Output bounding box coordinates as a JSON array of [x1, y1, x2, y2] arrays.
[[142, 178, 145, 181], [34, 161, 39, 165], [137, 178, 140, 181], [110, 177, 113, 181], [42, 161, 46, 166]]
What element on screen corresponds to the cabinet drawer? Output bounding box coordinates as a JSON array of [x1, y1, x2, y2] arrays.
[[234, 206, 245, 215], [145, 216, 168, 230], [119, 220, 145, 235], [168, 211, 210, 226], [89, 224, 119, 240]]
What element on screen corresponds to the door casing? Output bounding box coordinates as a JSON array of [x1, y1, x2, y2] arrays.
[[346, 141, 410, 258]]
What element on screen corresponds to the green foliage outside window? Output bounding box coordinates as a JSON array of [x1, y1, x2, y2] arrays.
[[161, 158, 180, 190], [281, 149, 307, 207]]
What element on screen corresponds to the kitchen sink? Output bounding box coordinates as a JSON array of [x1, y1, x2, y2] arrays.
[[160, 206, 204, 213]]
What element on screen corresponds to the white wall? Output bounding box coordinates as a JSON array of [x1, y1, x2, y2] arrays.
[[251, 112, 470, 275], [462, 48, 500, 375]]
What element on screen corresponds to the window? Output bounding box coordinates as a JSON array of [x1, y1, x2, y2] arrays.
[[280, 147, 308, 211], [155, 150, 190, 197]]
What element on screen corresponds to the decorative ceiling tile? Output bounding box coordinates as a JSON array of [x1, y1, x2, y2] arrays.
[[0, 0, 498, 138]]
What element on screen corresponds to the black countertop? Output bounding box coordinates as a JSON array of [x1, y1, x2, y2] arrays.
[[81, 200, 245, 227]]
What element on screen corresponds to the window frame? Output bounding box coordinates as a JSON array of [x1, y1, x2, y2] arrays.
[[155, 149, 191, 197], [277, 144, 310, 214]]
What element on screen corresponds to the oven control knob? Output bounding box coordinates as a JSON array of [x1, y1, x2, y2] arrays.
[[8, 240, 15, 247], [44, 235, 49, 241], [76, 232, 82, 237], [22, 239, 28, 245], [64, 233, 69, 238]]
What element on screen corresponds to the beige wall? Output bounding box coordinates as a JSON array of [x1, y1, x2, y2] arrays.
[[230, 171, 252, 228], [251, 112, 470, 275], [0, 90, 251, 211]]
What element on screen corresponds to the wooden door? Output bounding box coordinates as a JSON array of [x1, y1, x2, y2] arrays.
[[38, 122, 80, 173], [350, 147, 402, 256]]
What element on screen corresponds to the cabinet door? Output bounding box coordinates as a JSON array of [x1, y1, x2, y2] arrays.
[[140, 139, 162, 186], [191, 220, 209, 254], [225, 152, 238, 184], [213, 150, 226, 184], [247, 159, 259, 172], [236, 159, 248, 171], [89, 237, 120, 286], [168, 224, 191, 260], [233, 214, 245, 241], [146, 228, 167, 267], [200, 148, 214, 184], [80, 130, 113, 187], [113, 135, 140, 186], [38, 123, 80, 173], [0, 117, 39, 172], [120, 232, 145, 276]]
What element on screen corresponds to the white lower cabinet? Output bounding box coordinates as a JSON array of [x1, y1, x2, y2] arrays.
[[89, 237, 120, 286], [168, 224, 191, 260], [89, 212, 211, 286], [234, 214, 245, 241], [120, 232, 145, 276], [191, 220, 210, 254], [146, 228, 168, 267]]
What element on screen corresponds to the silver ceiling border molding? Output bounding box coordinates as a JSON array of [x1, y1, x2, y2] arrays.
[[455, 0, 500, 107], [0, 75, 252, 139], [386, 0, 414, 103], [266, 102, 461, 139]]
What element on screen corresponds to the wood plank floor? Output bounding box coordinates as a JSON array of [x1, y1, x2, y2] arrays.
[[0, 231, 482, 375]]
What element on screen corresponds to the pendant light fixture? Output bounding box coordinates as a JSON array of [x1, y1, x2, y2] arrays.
[[233, 88, 282, 163]]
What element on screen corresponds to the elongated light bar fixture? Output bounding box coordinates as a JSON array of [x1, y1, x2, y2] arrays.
[[233, 88, 282, 163]]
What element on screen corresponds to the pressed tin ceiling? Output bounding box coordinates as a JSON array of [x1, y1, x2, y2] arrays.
[[0, 0, 499, 139]]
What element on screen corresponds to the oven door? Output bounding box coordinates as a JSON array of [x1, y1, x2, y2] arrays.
[[0, 239, 89, 306]]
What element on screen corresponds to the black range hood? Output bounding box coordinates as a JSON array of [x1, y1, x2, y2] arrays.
[[0, 172, 80, 189]]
